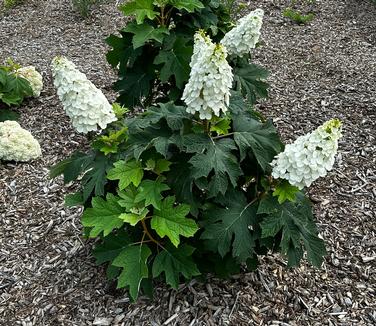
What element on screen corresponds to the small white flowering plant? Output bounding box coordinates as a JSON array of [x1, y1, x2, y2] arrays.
[[51, 0, 341, 301], [0, 120, 42, 162], [0, 58, 43, 121], [16, 66, 43, 98]]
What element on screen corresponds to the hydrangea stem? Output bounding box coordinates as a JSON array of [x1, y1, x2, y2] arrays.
[[203, 119, 210, 133], [141, 218, 164, 249]]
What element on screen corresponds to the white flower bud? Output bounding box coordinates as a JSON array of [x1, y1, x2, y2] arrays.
[[0, 121, 42, 162], [51, 56, 117, 134], [271, 119, 342, 189], [221, 9, 264, 57]]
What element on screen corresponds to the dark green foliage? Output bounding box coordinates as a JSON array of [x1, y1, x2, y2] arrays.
[[50, 0, 328, 301], [201, 189, 258, 261], [233, 62, 269, 104], [152, 244, 200, 289], [258, 193, 326, 267], [154, 35, 193, 89], [49, 150, 114, 201]]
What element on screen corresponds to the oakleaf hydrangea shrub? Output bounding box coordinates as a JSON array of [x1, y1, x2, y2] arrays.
[[16, 66, 43, 97], [50, 0, 342, 301], [0, 59, 43, 121]]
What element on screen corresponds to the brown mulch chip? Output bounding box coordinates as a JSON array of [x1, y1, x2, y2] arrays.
[[1, 0, 375, 325]]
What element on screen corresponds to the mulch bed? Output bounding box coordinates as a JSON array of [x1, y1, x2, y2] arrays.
[[0, 0, 375, 325]]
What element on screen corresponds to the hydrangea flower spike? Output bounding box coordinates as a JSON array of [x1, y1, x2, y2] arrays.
[[182, 31, 233, 120], [221, 8, 264, 57], [271, 119, 342, 189], [51, 56, 117, 134]]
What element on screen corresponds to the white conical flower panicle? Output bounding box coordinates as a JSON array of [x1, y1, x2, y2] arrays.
[[16, 66, 43, 97], [182, 31, 233, 120], [0, 121, 42, 162], [221, 8, 264, 57], [51, 56, 117, 134], [271, 119, 342, 189]]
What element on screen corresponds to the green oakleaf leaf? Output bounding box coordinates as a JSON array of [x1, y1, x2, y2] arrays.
[[234, 63, 269, 104], [126, 121, 173, 159], [152, 244, 200, 289], [49, 151, 92, 182], [92, 230, 132, 280], [151, 196, 198, 247], [124, 23, 169, 49], [50, 151, 111, 202], [0, 108, 20, 122], [0, 93, 22, 106], [135, 179, 170, 209], [118, 185, 141, 210], [81, 193, 124, 237], [154, 159, 171, 174], [258, 194, 327, 267], [119, 208, 149, 226], [187, 138, 242, 196], [145, 158, 172, 174], [228, 90, 249, 116], [119, 0, 158, 24], [107, 160, 144, 190], [210, 117, 231, 135], [92, 128, 128, 155], [93, 230, 131, 265], [81, 153, 113, 201], [166, 158, 199, 213], [114, 52, 156, 108], [64, 192, 83, 207], [106, 32, 143, 70], [168, 0, 204, 12], [273, 180, 299, 204], [233, 113, 283, 171], [201, 190, 258, 261], [112, 245, 152, 301], [154, 36, 193, 88], [145, 102, 191, 130], [0, 72, 33, 107]]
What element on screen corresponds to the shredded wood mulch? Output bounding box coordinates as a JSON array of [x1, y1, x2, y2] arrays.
[[0, 0, 375, 325]]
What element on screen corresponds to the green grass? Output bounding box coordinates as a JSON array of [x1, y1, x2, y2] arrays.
[[72, 0, 98, 18], [283, 7, 315, 25], [3, 0, 24, 9]]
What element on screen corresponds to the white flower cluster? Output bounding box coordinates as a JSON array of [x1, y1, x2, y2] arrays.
[[51, 56, 117, 134], [182, 31, 233, 120], [271, 119, 342, 189], [0, 121, 42, 162], [16, 66, 43, 97], [221, 8, 264, 57]]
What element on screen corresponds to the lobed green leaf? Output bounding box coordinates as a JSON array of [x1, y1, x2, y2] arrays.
[[151, 196, 198, 247], [112, 244, 152, 300], [152, 244, 200, 289], [82, 193, 124, 237]]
